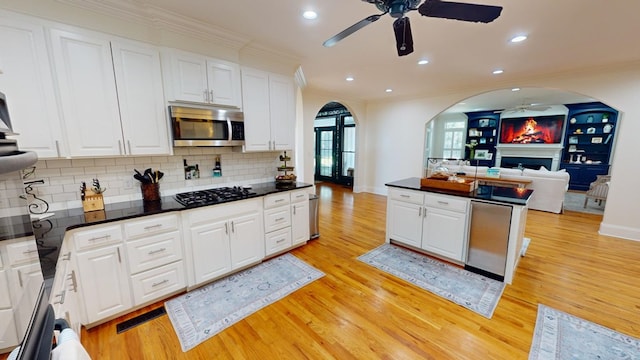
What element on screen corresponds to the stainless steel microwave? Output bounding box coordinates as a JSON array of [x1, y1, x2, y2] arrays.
[[169, 105, 245, 147]]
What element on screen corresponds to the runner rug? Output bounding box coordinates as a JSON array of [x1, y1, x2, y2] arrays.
[[165, 253, 324, 352], [358, 244, 505, 319], [529, 304, 640, 359]]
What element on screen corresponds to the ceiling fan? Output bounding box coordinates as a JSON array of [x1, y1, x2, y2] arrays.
[[495, 103, 552, 114], [323, 0, 503, 56]]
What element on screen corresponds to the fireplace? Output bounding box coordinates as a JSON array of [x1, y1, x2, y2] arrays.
[[500, 156, 552, 170]]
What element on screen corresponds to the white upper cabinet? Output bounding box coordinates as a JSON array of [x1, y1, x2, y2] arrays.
[[0, 15, 64, 158], [241, 67, 295, 152], [49, 29, 123, 157], [50, 28, 170, 157], [111, 40, 170, 155], [162, 49, 242, 108]]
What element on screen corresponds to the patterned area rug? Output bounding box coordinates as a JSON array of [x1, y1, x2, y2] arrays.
[[529, 304, 640, 359], [358, 244, 505, 319], [165, 253, 324, 352]]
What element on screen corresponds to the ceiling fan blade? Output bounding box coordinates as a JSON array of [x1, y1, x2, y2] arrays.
[[393, 17, 414, 56], [418, 0, 503, 23], [323, 13, 385, 47]]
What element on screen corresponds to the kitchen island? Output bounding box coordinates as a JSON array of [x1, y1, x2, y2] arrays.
[[385, 178, 533, 284]]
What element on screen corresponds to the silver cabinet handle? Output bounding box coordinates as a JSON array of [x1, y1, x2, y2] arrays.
[[127, 140, 132, 155], [144, 224, 163, 230], [89, 235, 111, 242], [225, 222, 229, 234], [61, 251, 72, 261], [22, 249, 38, 255], [437, 201, 449, 205], [204, 89, 209, 103], [117, 247, 121, 263], [148, 248, 167, 255], [418, 207, 422, 217], [231, 221, 235, 233], [209, 90, 214, 103], [118, 140, 123, 155], [152, 279, 169, 288], [54, 290, 66, 305], [55, 140, 61, 157], [293, 205, 297, 215], [67, 270, 77, 292], [275, 217, 285, 222], [423, 207, 427, 218], [18, 269, 23, 287], [400, 194, 410, 198], [276, 238, 286, 244], [275, 199, 285, 203]]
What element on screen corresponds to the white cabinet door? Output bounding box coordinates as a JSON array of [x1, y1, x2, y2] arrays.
[[49, 29, 123, 157], [169, 51, 208, 103], [387, 200, 423, 248], [207, 60, 241, 108], [422, 207, 468, 262], [111, 40, 170, 155], [241, 68, 271, 151], [229, 212, 264, 270], [0, 16, 64, 158], [269, 74, 295, 150], [190, 220, 232, 284], [291, 200, 310, 245], [76, 244, 132, 324], [0, 309, 18, 349]]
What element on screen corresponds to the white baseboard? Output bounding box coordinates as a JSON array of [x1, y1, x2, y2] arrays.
[[599, 222, 640, 241]]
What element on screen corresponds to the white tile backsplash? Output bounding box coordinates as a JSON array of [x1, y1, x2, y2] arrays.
[[26, 149, 286, 211]]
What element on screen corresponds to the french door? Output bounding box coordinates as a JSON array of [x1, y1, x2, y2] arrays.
[[314, 115, 355, 186]]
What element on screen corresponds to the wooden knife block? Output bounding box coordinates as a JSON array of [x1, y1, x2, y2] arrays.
[[82, 190, 105, 212]]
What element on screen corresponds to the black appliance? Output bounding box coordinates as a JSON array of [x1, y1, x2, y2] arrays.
[[174, 186, 258, 207], [170, 105, 245, 147]]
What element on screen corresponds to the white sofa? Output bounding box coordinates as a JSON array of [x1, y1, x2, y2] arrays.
[[439, 164, 570, 214]]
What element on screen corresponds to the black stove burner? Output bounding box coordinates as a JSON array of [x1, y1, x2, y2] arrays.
[[174, 186, 257, 207]]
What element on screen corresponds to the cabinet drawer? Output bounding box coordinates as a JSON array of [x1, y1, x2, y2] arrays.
[[290, 189, 308, 204], [5, 239, 40, 266], [265, 227, 292, 256], [124, 214, 179, 239], [264, 193, 290, 209], [130, 261, 185, 306], [73, 225, 123, 251], [264, 206, 291, 233], [424, 194, 468, 213], [389, 188, 424, 205], [126, 231, 183, 274]]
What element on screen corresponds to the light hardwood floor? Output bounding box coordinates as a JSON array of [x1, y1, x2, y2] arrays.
[[72, 182, 640, 359]]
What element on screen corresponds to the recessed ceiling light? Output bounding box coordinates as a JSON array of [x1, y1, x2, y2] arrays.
[[510, 35, 528, 43], [302, 10, 317, 20], [345, 76, 354, 82], [385, 88, 393, 93], [492, 69, 504, 75], [418, 59, 429, 65], [512, 88, 520, 91]]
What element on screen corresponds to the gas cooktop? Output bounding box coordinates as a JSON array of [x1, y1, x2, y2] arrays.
[[174, 186, 258, 207]]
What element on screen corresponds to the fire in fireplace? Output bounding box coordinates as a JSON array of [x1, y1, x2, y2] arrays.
[[499, 115, 564, 144]]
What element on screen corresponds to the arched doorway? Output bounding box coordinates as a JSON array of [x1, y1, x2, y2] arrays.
[[313, 102, 356, 187]]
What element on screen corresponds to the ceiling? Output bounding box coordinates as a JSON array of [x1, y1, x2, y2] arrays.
[[119, 1, 640, 108]]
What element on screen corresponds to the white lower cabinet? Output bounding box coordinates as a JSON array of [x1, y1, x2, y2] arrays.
[[184, 198, 264, 288], [291, 191, 310, 245], [130, 261, 185, 306], [386, 188, 470, 263], [76, 243, 131, 324]]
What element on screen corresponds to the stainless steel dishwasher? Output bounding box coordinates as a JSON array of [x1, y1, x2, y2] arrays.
[[465, 200, 512, 281]]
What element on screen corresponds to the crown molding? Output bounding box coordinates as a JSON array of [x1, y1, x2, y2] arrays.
[[55, 0, 250, 50]]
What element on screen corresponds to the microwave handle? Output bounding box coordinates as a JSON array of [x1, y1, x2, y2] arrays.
[[227, 119, 233, 141]]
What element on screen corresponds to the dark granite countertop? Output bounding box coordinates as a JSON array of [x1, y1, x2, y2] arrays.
[[4, 181, 312, 281], [386, 177, 533, 206]]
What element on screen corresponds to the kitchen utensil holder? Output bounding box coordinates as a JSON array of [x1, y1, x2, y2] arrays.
[[141, 183, 160, 202]]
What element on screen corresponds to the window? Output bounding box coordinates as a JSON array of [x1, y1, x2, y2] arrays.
[[442, 120, 465, 159]]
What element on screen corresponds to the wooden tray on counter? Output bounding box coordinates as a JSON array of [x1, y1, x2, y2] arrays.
[[420, 177, 478, 192]]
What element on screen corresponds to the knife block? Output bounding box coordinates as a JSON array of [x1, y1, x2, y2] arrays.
[[82, 190, 104, 212]]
